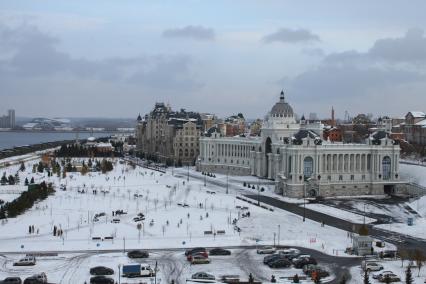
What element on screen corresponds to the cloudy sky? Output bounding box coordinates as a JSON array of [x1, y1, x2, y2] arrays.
[[1, 1, 426, 119]]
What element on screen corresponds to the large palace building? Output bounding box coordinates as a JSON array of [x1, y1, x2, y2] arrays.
[[197, 91, 403, 197]]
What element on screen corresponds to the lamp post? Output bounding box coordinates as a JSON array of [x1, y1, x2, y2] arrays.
[[278, 224, 280, 247], [226, 166, 229, 194], [118, 264, 121, 284], [187, 164, 189, 182], [204, 172, 206, 187], [303, 183, 306, 222]]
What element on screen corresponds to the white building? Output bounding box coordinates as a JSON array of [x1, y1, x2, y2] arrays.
[[197, 91, 403, 197]]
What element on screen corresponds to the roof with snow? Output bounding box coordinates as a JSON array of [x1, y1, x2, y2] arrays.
[[407, 111, 426, 118]]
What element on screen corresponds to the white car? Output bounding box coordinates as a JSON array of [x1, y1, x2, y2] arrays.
[[13, 256, 36, 266], [256, 246, 276, 254], [364, 262, 384, 272]]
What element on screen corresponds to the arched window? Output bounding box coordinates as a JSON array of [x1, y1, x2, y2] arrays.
[[382, 156, 391, 180], [304, 156, 314, 178]]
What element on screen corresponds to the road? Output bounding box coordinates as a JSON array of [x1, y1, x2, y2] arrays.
[[244, 194, 426, 256]]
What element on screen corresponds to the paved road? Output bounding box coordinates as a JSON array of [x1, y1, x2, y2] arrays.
[[244, 194, 426, 256]]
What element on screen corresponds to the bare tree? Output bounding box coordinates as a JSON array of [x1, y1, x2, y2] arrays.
[[414, 249, 424, 277]]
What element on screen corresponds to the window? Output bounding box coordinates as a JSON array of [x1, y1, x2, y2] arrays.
[[382, 156, 391, 180], [327, 175, 331, 181], [339, 175, 343, 181], [350, 175, 354, 180], [362, 175, 365, 180], [303, 156, 314, 178]]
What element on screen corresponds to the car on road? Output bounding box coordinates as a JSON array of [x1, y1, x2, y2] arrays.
[[363, 262, 384, 272], [90, 276, 115, 284], [1, 277, 22, 284], [185, 247, 207, 256], [209, 248, 231, 256], [256, 246, 276, 254], [191, 272, 215, 280], [90, 266, 114, 275], [293, 257, 317, 269], [188, 252, 209, 262], [379, 250, 398, 259], [23, 273, 47, 284], [191, 256, 211, 265], [127, 250, 149, 258], [267, 258, 292, 268], [13, 256, 36, 266]]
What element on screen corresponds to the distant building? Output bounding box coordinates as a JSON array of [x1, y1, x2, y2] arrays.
[[393, 111, 426, 145], [136, 103, 203, 165], [198, 91, 402, 198], [0, 109, 15, 128]]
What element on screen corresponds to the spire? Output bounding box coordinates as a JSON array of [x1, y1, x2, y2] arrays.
[[280, 90, 285, 102]]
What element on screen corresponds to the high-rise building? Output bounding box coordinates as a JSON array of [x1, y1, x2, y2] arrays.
[[0, 109, 15, 128]]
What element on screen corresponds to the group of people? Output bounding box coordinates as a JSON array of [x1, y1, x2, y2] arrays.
[[28, 225, 39, 234]]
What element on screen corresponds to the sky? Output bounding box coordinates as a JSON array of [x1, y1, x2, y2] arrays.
[[1, 0, 426, 120]]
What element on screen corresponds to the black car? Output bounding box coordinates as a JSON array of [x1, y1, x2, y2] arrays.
[[263, 254, 286, 265], [90, 276, 114, 284], [127, 250, 149, 258], [294, 257, 317, 269], [90, 266, 114, 276], [268, 258, 292, 268], [2, 277, 22, 284], [22, 278, 43, 284], [185, 247, 207, 256], [209, 248, 231, 256]]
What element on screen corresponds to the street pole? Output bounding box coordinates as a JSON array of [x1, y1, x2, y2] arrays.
[[278, 224, 280, 247], [257, 180, 260, 206], [187, 165, 189, 182], [226, 166, 229, 194], [204, 173, 206, 187], [303, 182, 306, 222], [118, 264, 121, 284]]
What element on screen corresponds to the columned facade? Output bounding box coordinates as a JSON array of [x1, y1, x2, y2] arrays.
[[196, 92, 403, 197]]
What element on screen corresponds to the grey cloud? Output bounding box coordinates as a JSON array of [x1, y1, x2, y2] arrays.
[[0, 23, 201, 91], [263, 28, 320, 44], [162, 25, 215, 41], [281, 30, 426, 116], [369, 28, 426, 62], [301, 48, 325, 57]]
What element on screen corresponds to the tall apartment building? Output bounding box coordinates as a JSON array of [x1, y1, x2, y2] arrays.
[[0, 109, 15, 128], [136, 103, 203, 165]]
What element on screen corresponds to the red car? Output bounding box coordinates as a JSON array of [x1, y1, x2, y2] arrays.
[[187, 251, 208, 261]]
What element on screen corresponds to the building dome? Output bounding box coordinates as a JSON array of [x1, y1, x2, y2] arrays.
[[270, 90, 294, 117]]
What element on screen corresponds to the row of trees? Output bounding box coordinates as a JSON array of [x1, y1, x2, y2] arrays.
[[55, 144, 120, 158], [0, 181, 55, 219]]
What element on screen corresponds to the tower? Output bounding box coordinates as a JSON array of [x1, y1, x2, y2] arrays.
[[331, 106, 335, 127], [8, 109, 15, 128]]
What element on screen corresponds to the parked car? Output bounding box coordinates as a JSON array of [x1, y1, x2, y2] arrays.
[[294, 257, 317, 269], [303, 265, 330, 278], [363, 262, 384, 272], [23, 273, 47, 284], [191, 272, 215, 280], [278, 248, 301, 259], [378, 274, 401, 283], [268, 258, 292, 268], [1, 277, 22, 284], [90, 266, 114, 275], [373, 271, 394, 280], [90, 276, 115, 284], [209, 248, 231, 256], [13, 256, 36, 266], [379, 250, 398, 259], [127, 250, 149, 258], [291, 255, 311, 264], [122, 264, 155, 277], [256, 246, 276, 254], [263, 254, 286, 265], [191, 256, 211, 265], [185, 247, 207, 256]]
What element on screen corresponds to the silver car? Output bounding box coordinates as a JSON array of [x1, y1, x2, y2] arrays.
[[192, 272, 215, 280]]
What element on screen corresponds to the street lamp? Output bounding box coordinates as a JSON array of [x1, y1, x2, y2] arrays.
[[226, 166, 229, 194], [187, 164, 189, 182], [303, 177, 311, 222], [118, 264, 121, 284]]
